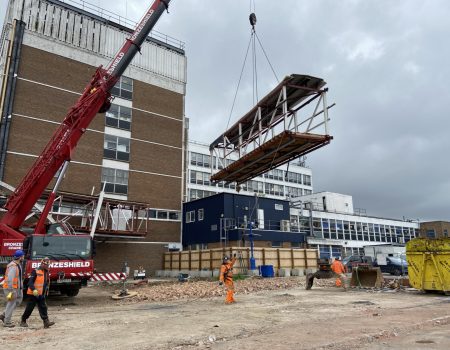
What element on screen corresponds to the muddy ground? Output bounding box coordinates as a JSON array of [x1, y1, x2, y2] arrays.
[[0, 277, 449, 350]]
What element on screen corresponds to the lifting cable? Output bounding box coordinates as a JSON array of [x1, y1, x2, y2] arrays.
[[225, 1, 280, 132]]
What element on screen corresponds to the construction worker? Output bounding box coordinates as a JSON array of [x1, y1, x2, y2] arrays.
[[219, 254, 236, 304], [0, 249, 25, 327], [331, 256, 348, 291], [20, 257, 55, 328]]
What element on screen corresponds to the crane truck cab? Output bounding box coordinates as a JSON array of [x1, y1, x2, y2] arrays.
[[23, 227, 94, 297], [1, 223, 94, 296]]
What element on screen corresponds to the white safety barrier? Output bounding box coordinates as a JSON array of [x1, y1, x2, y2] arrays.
[[0, 273, 127, 286], [89, 273, 127, 283]]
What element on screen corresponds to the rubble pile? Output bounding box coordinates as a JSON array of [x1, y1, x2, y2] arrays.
[[115, 276, 336, 303]]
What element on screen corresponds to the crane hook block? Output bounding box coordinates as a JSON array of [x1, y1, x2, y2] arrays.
[[249, 13, 257, 27]]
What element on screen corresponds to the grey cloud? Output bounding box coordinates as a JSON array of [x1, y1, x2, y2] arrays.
[[1, 0, 449, 221]]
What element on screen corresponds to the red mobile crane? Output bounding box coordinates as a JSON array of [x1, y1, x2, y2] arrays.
[[0, 0, 171, 296]]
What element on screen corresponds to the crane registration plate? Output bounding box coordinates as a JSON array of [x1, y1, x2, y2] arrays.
[[56, 279, 72, 283]]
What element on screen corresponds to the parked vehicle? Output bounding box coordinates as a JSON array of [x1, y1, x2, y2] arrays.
[[364, 244, 405, 263], [342, 255, 373, 272], [374, 256, 408, 276]]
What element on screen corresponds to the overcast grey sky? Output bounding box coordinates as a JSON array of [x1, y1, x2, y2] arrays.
[[1, 0, 450, 222]]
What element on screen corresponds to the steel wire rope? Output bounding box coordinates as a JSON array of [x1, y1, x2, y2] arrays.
[[225, 33, 253, 132], [224, 5, 285, 203], [252, 27, 258, 105], [254, 32, 279, 84]]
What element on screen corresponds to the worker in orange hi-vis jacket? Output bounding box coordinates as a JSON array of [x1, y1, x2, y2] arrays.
[[331, 257, 348, 291], [219, 254, 237, 304]]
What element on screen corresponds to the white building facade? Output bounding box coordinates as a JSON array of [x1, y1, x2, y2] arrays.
[[187, 140, 313, 202], [290, 192, 420, 258]]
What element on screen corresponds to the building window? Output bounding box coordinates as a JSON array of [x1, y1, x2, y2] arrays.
[[198, 208, 204, 221], [190, 170, 210, 186], [157, 211, 168, 220], [104, 134, 130, 161], [264, 169, 284, 181], [101, 168, 129, 195], [444, 229, 448, 237], [285, 171, 302, 184], [265, 183, 284, 196], [303, 174, 312, 186], [426, 229, 436, 238], [291, 242, 301, 248], [169, 212, 180, 221], [147, 210, 180, 221], [303, 189, 312, 195], [190, 152, 211, 168], [274, 203, 283, 211], [246, 180, 264, 194], [186, 210, 195, 223], [189, 189, 216, 201], [271, 241, 282, 248], [285, 186, 301, 198], [105, 104, 132, 130], [111, 76, 133, 100]]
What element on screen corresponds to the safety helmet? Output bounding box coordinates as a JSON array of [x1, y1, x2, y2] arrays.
[[40, 257, 50, 267], [13, 249, 24, 259], [223, 255, 229, 262]]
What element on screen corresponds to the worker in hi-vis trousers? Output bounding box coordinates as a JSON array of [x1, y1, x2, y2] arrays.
[[219, 254, 236, 304], [331, 257, 348, 291]]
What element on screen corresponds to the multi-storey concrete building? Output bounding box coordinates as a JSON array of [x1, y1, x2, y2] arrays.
[[0, 0, 186, 272], [290, 192, 420, 258], [187, 140, 313, 202]]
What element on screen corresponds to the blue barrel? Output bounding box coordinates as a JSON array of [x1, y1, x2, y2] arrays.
[[259, 265, 274, 278]]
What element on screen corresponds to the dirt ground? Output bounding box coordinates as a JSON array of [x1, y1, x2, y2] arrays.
[[0, 277, 449, 350]]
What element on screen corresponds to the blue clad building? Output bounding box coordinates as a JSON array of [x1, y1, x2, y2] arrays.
[[183, 193, 306, 249]]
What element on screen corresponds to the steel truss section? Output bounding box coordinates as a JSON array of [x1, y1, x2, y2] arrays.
[[50, 193, 150, 240], [209, 74, 334, 185]]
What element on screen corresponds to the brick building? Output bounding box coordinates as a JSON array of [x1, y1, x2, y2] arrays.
[[0, 0, 186, 273], [419, 221, 450, 239]]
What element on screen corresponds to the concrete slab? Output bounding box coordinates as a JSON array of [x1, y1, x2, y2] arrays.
[[278, 268, 291, 277], [199, 270, 213, 278], [247, 269, 260, 276], [291, 268, 305, 276]]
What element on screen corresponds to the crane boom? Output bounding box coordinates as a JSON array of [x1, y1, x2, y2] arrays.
[[0, 0, 171, 237]]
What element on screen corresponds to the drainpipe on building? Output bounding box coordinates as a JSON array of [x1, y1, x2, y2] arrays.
[[0, 20, 25, 181]]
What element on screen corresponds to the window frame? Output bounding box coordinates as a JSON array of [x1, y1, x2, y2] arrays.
[[101, 167, 129, 195]]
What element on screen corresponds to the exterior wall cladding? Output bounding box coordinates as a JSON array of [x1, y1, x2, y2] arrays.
[[0, 0, 187, 274], [183, 193, 304, 248]]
